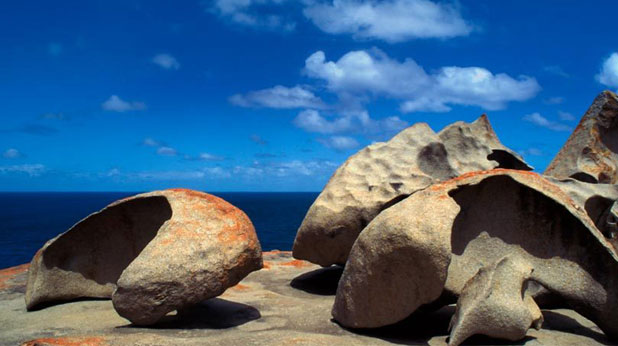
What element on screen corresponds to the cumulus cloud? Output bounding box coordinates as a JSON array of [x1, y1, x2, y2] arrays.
[[597, 53, 618, 88], [305, 50, 540, 113], [0, 164, 45, 176], [523, 112, 571, 132], [152, 53, 180, 70], [293, 109, 408, 137], [303, 0, 472, 42], [156, 146, 178, 156], [102, 95, 146, 112], [2, 149, 22, 159], [209, 0, 296, 31], [230, 85, 326, 109], [317, 136, 360, 151]]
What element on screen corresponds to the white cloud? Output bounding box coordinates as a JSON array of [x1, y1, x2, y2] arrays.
[[0, 164, 45, 176], [142, 138, 162, 147], [293, 109, 408, 137], [209, 0, 296, 31], [305, 50, 540, 113], [230, 85, 326, 109], [2, 149, 22, 159], [558, 111, 576, 121], [193, 153, 225, 161], [137, 170, 206, 180], [519, 148, 543, 157], [294, 109, 354, 134], [303, 0, 472, 42], [152, 53, 180, 70], [523, 112, 571, 132], [233, 159, 339, 178], [597, 53, 618, 88], [317, 136, 360, 151], [102, 95, 146, 112], [157, 146, 178, 156]]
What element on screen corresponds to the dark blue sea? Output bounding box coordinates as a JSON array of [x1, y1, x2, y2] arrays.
[[0, 192, 318, 268]]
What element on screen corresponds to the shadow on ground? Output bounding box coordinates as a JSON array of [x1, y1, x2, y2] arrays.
[[119, 298, 261, 330], [290, 265, 343, 295]]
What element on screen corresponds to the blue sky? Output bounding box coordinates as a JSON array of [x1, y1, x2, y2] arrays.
[[2, 0, 618, 192]]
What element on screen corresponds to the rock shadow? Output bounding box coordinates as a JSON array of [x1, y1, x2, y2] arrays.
[[337, 305, 536, 345], [26, 297, 110, 311], [541, 310, 609, 344], [119, 298, 261, 330], [290, 265, 343, 295]]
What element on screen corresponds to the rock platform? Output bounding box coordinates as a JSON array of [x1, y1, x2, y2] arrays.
[[0, 252, 610, 345]]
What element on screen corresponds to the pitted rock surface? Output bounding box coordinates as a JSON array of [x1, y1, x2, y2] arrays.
[[25, 189, 263, 325], [545, 90, 618, 183], [333, 169, 618, 343], [293, 115, 531, 266]]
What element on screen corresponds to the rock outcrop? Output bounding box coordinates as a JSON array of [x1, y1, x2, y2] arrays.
[[332, 169, 618, 343], [25, 189, 262, 325], [447, 256, 543, 346], [293, 115, 531, 266], [545, 90, 618, 183]]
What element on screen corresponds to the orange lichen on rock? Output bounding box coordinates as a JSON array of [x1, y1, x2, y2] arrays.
[[263, 250, 292, 256], [0, 263, 29, 290], [262, 261, 272, 269], [21, 336, 106, 346], [279, 259, 312, 268], [229, 283, 250, 291]]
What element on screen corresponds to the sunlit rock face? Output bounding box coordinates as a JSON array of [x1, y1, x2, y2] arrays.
[[332, 170, 618, 343], [293, 115, 531, 267], [25, 189, 263, 325], [545, 90, 618, 184]]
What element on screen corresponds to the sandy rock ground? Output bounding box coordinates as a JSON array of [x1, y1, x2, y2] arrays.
[[0, 251, 610, 346]]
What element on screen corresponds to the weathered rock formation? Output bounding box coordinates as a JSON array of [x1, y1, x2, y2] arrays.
[[447, 256, 543, 346], [332, 169, 618, 343], [545, 90, 618, 183], [25, 189, 262, 325], [293, 115, 531, 266]]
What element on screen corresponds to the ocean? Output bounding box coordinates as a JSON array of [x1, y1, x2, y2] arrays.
[[0, 192, 318, 269]]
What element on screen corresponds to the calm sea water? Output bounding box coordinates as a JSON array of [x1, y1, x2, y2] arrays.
[[0, 192, 318, 268]]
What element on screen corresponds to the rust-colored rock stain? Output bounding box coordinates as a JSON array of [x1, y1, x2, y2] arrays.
[[21, 336, 106, 346], [0, 263, 29, 290]]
